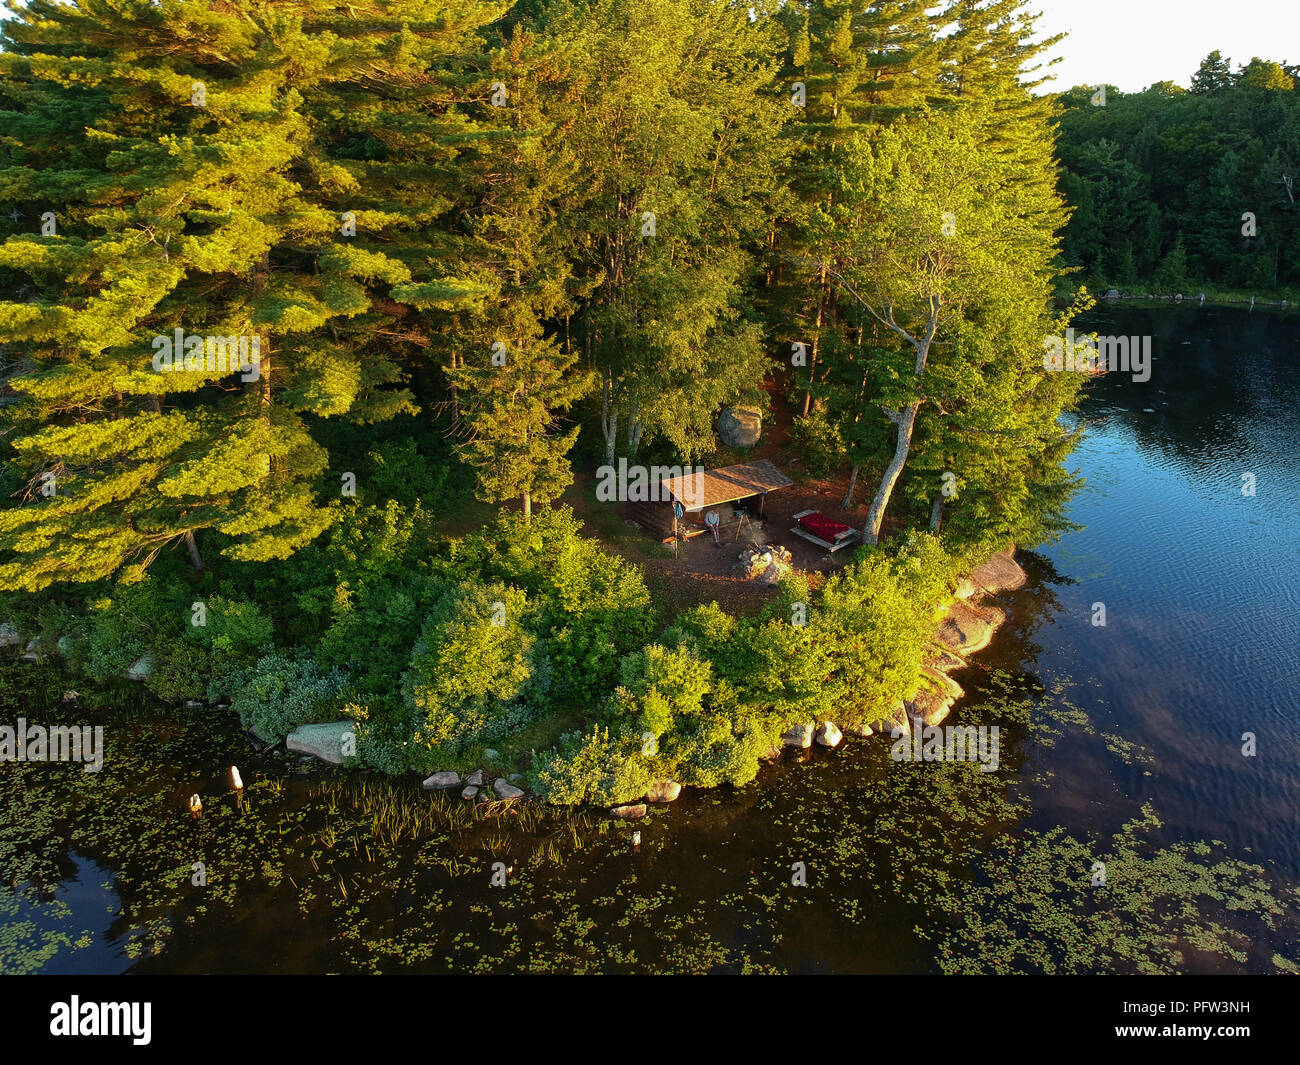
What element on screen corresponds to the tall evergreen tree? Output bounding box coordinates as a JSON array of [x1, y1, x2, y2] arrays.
[[0, 1, 502, 591]]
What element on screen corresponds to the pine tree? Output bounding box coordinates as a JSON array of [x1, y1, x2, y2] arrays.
[[1191, 51, 1235, 94], [513, 0, 786, 465], [0, 1, 503, 591], [450, 336, 593, 521]]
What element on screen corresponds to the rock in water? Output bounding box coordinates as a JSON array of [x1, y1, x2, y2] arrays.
[[920, 666, 964, 701], [869, 699, 911, 737], [493, 778, 525, 800], [966, 547, 1026, 596], [815, 721, 843, 748], [781, 722, 815, 748], [285, 721, 355, 765], [611, 803, 647, 820], [844, 722, 874, 738], [421, 771, 462, 791], [936, 600, 1006, 656], [717, 406, 762, 448], [907, 689, 954, 727], [926, 647, 968, 673], [461, 785, 479, 801], [645, 780, 682, 802]]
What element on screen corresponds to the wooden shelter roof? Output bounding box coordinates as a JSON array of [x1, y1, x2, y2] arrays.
[[660, 459, 793, 510]]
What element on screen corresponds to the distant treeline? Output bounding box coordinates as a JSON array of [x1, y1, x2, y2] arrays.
[[1056, 53, 1300, 294]]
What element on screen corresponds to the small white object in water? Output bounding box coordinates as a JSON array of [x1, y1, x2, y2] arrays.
[[231, 765, 243, 790], [189, 794, 202, 813], [632, 831, 642, 847]]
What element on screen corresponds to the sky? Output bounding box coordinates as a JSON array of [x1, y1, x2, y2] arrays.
[[1028, 0, 1300, 94]]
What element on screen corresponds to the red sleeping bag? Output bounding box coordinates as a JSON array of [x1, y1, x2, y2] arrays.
[[798, 511, 851, 541]]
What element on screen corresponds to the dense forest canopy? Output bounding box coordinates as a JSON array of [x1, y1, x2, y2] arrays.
[[1057, 51, 1300, 293], [0, 2, 1277, 790]]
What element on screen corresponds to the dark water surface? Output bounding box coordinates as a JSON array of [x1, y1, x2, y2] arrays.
[[3, 304, 1298, 974], [1028, 303, 1300, 875]]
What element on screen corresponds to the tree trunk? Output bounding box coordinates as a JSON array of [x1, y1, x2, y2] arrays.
[[601, 371, 618, 466], [863, 403, 919, 545], [929, 493, 944, 533], [184, 530, 206, 572], [627, 396, 643, 458], [448, 349, 459, 424], [802, 277, 828, 417], [842, 462, 860, 509]]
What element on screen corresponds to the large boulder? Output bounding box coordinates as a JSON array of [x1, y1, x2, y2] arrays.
[[782, 722, 816, 748], [286, 721, 355, 765], [815, 721, 843, 748], [868, 699, 911, 737], [493, 778, 525, 801], [645, 780, 682, 803], [844, 721, 874, 738], [421, 771, 462, 791], [125, 653, 154, 681], [717, 406, 762, 448], [920, 666, 964, 702], [967, 547, 1027, 596], [907, 689, 954, 727], [936, 600, 1006, 656], [611, 803, 647, 820]]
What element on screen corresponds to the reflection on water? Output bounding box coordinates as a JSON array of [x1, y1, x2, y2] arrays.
[[1025, 305, 1300, 874]]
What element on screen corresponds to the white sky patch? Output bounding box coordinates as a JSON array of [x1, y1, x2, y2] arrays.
[[1027, 0, 1299, 94]]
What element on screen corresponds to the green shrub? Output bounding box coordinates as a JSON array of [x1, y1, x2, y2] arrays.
[[145, 635, 213, 704], [200, 596, 274, 659], [401, 581, 548, 753], [529, 725, 653, 806], [78, 582, 185, 684], [788, 408, 846, 477], [211, 651, 347, 740]]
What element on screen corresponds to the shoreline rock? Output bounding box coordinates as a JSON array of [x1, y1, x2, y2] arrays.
[[781, 722, 815, 748], [645, 780, 682, 802], [286, 721, 354, 765], [493, 778, 525, 801], [936, 600, 1007, 656]]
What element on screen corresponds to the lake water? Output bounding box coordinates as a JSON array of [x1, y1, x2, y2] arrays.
[[3, 304, 1298, 974]]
